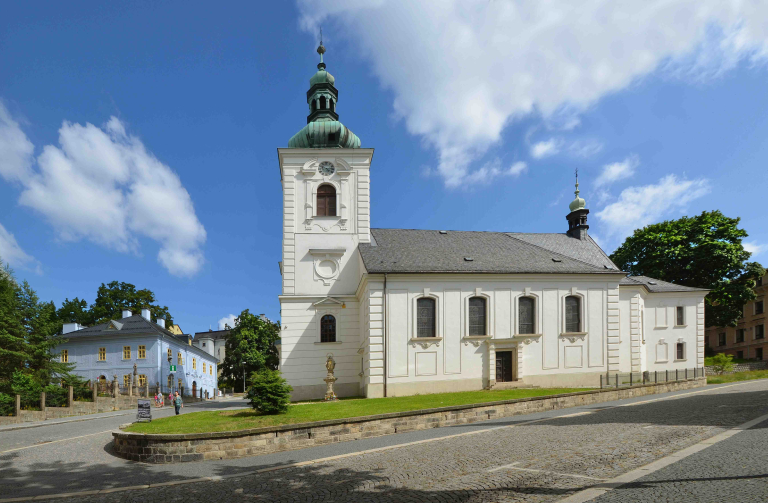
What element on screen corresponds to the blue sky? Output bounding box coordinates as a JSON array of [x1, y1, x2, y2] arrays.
[[1, 1, 767, 332]]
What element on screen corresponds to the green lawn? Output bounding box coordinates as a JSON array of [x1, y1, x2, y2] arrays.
[[704, 356, 752, 366], [125, 387, 590, 434], [707, 369, 768, 384]]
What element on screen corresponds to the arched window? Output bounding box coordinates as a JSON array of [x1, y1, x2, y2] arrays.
[[321, 314, 336, 343], [417, 298, 436, 338], [565, 295, 581, 333], [316, 184, 337, 216], [320, 96, 327, 109], [518, 297, 535, 334], [468, 297, 486, 336]]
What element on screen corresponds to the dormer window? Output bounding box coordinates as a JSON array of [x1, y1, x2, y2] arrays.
[[317, 184, 337, 216]]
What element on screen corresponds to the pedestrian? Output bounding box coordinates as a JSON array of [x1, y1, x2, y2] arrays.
[[173, 391, 183, 415]]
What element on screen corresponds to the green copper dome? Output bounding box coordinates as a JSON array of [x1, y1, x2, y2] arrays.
[[288, 40, 361, 149]]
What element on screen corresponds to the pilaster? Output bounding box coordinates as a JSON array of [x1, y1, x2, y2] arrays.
[[606, 287, 621, 371]]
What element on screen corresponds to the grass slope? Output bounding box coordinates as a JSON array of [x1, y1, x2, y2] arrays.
[[707, 370, 768, 384], [126, 387, 589, 434]]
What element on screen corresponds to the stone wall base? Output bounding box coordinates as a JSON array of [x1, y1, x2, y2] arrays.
[[0, 396, 164, 426], [113, 378, 706, 464]]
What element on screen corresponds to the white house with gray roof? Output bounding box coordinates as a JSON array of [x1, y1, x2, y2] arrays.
[[57, 309, 218, 396], [277, 43, 708, 400]]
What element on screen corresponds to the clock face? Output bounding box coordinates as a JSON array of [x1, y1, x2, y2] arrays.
[[319, 161, 335, 176]]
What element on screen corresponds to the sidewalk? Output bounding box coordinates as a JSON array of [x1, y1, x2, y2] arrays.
[[0, 395, 246, 432]]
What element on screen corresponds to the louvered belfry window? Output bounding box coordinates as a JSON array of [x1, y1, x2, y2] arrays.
[[321, 314, 336, 343], [468, 297, 486, 336], [519, 297, 535, 334], [317, 184, 337, 216], [565, 296, 581, 333], [417, 298, 436, 338]]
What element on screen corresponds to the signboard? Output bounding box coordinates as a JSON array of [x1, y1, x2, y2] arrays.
[[137, 399, 152, 422], [169, 365, 176, 372]]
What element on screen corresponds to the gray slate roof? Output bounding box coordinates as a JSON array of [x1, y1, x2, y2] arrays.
[[194, 329, 230, 341], [64, 314, 175, 339], [359, 229, 623, 275], [619, 275, 709, 293]]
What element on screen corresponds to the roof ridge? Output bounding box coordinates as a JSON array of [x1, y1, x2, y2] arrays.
[[503, 234, 616, 272]]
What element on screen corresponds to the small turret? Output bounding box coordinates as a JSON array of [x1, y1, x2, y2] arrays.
[[566, 170, 589, 240]]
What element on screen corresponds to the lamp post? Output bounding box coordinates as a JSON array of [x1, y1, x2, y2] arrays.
[[167, 354, 172, 393], [242, 361, 246, 394]]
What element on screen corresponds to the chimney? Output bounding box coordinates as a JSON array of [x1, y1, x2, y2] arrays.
[[122, 309, 132, 319], [63, 322, 83, 334], [141, 308, 151, 321], [157, 317, 166, 329]]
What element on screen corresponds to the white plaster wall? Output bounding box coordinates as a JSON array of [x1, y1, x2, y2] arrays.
[[643, 294, 702, 371]]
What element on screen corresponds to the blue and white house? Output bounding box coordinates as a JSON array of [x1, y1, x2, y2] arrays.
[[57, 309, 218, 395]]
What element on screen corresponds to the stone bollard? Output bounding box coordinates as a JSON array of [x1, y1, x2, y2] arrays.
[[92, 382, 98, 402], [15, 394, 20, 417], [40, 391, 46, 414], [68, 386, 74, 412]]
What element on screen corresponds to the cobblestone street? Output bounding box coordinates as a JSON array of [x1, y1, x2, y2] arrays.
[[4, 379, 764, 503]]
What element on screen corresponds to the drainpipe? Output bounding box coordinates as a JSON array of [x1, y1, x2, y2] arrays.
[[383, 273, 388, 398]]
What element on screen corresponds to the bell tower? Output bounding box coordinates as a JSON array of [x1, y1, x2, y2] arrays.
[[566, 170, 589, 240]]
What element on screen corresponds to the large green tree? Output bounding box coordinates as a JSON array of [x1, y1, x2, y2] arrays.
[[56, 297, 90, 325], [0, 264, 28, 385], [610, 210, 764, 327], [218, 310, 280, 392], [89, 281, 173, 325]]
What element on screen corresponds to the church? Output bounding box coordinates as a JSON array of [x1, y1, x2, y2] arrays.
[[277, 43, 707, 401]]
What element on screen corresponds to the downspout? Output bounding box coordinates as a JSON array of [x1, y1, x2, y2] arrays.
[[383, 273, 388, 398]]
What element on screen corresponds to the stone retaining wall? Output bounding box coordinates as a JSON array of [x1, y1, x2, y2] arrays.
[[113, 377, 706, 464], [705, 361, 768, 375]]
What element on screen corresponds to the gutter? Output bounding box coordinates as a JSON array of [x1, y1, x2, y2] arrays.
[[383, 273, 388, 398]]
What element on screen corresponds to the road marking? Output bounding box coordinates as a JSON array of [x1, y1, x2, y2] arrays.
[[487, 461, 521, 472], [554, 410, 768, 503], [1, 381, 761, 502], [489, 463, 608, 481], [617, 380, 754, 407], [0, 430, 114, 454]]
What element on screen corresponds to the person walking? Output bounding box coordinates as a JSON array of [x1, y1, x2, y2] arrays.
[[173, 391, 183, 415]]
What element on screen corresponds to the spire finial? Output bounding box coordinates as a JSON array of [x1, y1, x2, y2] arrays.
[[574, 168, 580, 197], [317, 27, 326, 68]]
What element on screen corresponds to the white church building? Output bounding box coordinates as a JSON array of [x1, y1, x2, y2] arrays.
[[277, 43, 707, 401]]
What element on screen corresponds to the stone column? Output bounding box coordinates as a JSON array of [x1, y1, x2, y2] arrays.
[[40, 391, 46, 414], [92, 381, 98, 402], [15, 394, 20, 417], [68, 386, 74, 412]]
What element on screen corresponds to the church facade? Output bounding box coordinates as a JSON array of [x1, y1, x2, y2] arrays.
[[278, 44, 707, 401]]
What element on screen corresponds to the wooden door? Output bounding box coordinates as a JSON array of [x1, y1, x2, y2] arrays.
[[496, 351, 514, 382]]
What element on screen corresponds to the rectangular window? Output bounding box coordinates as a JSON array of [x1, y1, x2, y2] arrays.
[[178, 352, 183, 365], [756, 324, 765, 340], [756, 348, 764, 361], [676, 306, 685, 326], [756, 301, 765, 315], [468, 297, 487, 336], [416, 298, 436, 338], [757, 276, 764, 287], [98, 347, 106, 361], [123, 375, 130, 387], [676, 342, 685, 360], [178, 378, 182, 389], [736, 329, 745, 343], [203, 362, 206, 373], [192, 358, 197, 370], [123, 346, 131, 359], [167, 348, 172, 359], [718, 333, 726, 346], [61, 349, 68, 363], [210, 365, 213, 375], [518, 297, 535, 335], [138, 345, 146, 359], [138, 374, 146, 387], [737, 350, 744, 359], [565, 296, 581, 333]]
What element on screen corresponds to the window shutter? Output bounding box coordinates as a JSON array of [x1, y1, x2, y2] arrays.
[[468, 297, 486, 336], [519, 297, 534, 334], [565, 296, 580, 333], [417, 298, 436, 338]]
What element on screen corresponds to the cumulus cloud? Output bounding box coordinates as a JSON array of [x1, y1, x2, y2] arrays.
[[463, 158, 527, 185], [595, 155, 640, 188], [218, 314, 237, 330], [0, 103, 206, 276], [298, 1, 768, 187], [596, 175, 710, 241], [743, 241, 767, 257], [530, 139, 562, 159], [0, 223, 41, 273]]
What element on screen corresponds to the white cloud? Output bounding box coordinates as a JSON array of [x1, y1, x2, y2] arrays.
[[744, 241, 767, 257], [463, 158, 527, 185], [530, 138, 562, 159], [218, 314, 237, 330], [0, 222, 41, 274], [595, 155, 640, 188], [0, 103, 206, 276], [567, 139, 604, 158], [596, 174, 710, 242], [298, 1, 768, 187], [508, 161, 527, 176]]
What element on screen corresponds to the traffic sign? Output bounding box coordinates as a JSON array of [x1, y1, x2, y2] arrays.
[[169, 365, 177, 372]]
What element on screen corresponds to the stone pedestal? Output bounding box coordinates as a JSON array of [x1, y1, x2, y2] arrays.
[[323, 375, 338, 401]]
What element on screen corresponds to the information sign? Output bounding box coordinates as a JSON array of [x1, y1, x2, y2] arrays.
[[137, 399, 152, 422], [169, 365, 176, 372]]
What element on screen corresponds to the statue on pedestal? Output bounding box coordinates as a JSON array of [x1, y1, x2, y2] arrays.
[[324, 354, 338, 401]]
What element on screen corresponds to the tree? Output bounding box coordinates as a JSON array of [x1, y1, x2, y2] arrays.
[[0, 262, 27, 385], [56, 297, 90, 325], [89, 281, 173, 325], [610, 211, 765, 327], [218, 310, 280, 392], [246, 369, 292, 414], [710, 353, 734, 375]]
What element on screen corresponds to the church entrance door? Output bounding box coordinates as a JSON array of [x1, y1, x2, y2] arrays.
[[496, 351, 515, 382]]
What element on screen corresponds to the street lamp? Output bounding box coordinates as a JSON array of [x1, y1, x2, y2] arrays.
[[167, 354, 172, 393]]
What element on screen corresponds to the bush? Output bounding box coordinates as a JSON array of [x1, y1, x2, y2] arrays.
[[11, 371, 42, 410], [246, 369, 293, 415], [711, 353, 735, 375], [0, 393, 15, 416], [44, 384, 68, 407]]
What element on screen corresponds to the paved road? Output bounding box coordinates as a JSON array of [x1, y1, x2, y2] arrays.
[[1, 381, 767, 502]]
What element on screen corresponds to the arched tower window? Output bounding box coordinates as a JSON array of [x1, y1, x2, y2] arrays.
[[321, 315, 336, 343], [330, 99, 335, 112], [316, 184, 337, 216], [320, 96, 327, 109], [417, 298, 436, 338], [311, 100, 316, 112], [518, 297, 535, 334], [468, 297, 487, 336], [565, 296, 581, 333]]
